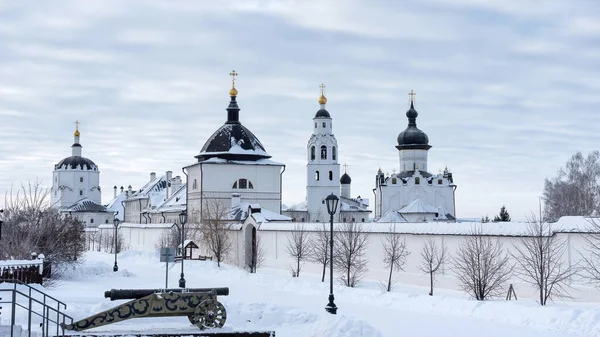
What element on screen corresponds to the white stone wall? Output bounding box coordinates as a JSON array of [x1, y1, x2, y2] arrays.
[[69, 211, 114, 228], [51, 169, 101, 207]]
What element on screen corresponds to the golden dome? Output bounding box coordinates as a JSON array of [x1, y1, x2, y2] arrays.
[[229, 86, 238, 96], [318, 93, 327, 104], [74, 130, 80, 137]]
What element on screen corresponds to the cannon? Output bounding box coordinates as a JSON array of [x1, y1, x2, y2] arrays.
[[61, 288, 229, 332]]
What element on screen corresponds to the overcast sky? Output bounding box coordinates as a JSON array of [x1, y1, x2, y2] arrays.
[[0, 0, 598, 221]]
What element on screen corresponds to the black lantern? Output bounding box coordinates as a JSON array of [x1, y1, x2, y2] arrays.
[[178, 210, 187, 288], [324, 193, 339, 314], [113, 218, 121, 272]]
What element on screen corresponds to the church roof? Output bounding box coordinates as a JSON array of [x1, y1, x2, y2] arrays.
[[315, 108, 331, 118], [196, 94, 271, 162], [55, 156, 97, 171], [396, 102, 431, 151], [340, 172, 351, 184], [398, 199, 439, 214], [229, 202, 292, 222], [63, 198, 109, 213]]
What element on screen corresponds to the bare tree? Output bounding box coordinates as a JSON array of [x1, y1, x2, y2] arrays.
[[155, 226, 181, 250], [382, 227, 410, 292], [418, 238, 447, 296], [201, 198, 233, 267], [543, 151, 600, 222], [334, 222, 369, 287], [580, 219, 600, 285], [310, 223, 330, 282], [1, 180, 86, 283], [285, 224, 311, 277], [453, 230, 512, 300], [512, 214, 578, 305]]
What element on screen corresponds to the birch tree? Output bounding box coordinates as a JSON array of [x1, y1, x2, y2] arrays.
[[334, 222, 369, 287]]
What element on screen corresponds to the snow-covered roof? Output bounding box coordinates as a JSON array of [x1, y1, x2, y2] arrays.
[[398, 199, 439, 214], [339, 197, 370, 212], [105, 192, 127, 221], [200, 157, 284, 166], [178, 240, 198, 249], [283, 200, 308, 212], [255, 216, 600, 236], [150, 184, 187, 213], [229, 202, 292, 223], [62, 198, 111, 213]]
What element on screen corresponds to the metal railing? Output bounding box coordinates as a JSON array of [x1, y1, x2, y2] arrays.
[[0, 279, 73, 337]]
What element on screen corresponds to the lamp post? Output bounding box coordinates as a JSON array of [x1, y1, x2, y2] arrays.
[[324, 193, 339, 314], [113, 218, 120, 272], [178, 210, 187, 288], [0, 209, 4, 241]]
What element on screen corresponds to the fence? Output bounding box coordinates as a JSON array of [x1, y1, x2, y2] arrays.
[[0, 259, 44, 285]]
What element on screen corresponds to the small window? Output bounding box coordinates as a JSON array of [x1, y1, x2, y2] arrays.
[[90, 218, 94, 224], [438, 179, 443, 184], [80, 177, 83, 183], [314, 122, 317, 128], [329, 171, 333, 180], [332, 146, 336, 160], [79, 190, 83, 196], [193, 179, 198, 189], [343, 218, 346, 222], [321, 146, 327, 160], [322, 122, 326, 128], [392, 178, 397, 184], [415, 177, 420, 185], [352, 218, 355, 222], [315, 171, 320, 181], [362, 218, 365, 222], [239, 179, 247, 189], [249, 181, 254, 189], [311, 146, 315, 161], [232, 181, 238, 189], [105, 219, 109, 223], [301, 217, 305, 222]]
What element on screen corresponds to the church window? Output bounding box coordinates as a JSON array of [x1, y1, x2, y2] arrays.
[[321, 146, 327, 160], [352, 217, 355, 222], [105, 219, 109, 224], [314, 122, 317, 128], [362, 218, 365, 222], [80, 177, 83, 183], [193, 179, 198, 189], [332, 147, 336, 160], [315, 171, 320, 181], [438, 179, 443, 184], [239, 179, 248, 189], [249, 181, 254, 189], [415, 177, 420, 185], [392, 178, 397, 184], [311, 146, 315, 161], [232, 181, 238, 189], [322, 122, 326, 128], [329, 171, 333, 180], [79, 190, 83, 196], [90, 218, 94, 224], [301, 217, 305, 222], [343, 217, 346, 222]]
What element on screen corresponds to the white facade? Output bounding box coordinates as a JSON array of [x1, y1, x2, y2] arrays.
[[306, 93, 340, 222], [50, 128, 101, 208], [374, 100, 456, 220]]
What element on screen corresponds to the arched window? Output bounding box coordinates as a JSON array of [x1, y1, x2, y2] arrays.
[[392, 178, 397, 184], [79, 190, 83, 196], [329, 171, 333, 180], [79, 177, 83, 182], [415, 177, 420, 185], [332, 146, 336, 160], [315, 171, 320, 181], [321, 146, 327, 160], [322, 122, 326, 128], [233, 179, 253, 189], [314, 122, 317, 128], [352, 217, 356, 222], [193, 179, 198, 189], [362, 218, 365, 222], [311, 146, 315, 160], [90, 218, 94, 224], [301, 217, 305, 222], [105, 219, 109, 223], [239, 179, 248, 189], [232, 181, 238, 189]]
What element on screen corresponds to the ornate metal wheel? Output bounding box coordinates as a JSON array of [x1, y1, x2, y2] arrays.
[[192, 299, 227, 329], [188, 315, 197, 325]]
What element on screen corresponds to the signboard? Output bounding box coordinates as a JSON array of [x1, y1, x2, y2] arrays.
[[160, 248, 175, 262]]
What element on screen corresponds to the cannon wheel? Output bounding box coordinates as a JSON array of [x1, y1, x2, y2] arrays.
[[192, 299, 226, 329]]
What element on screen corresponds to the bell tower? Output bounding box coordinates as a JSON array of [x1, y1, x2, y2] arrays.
[[306, 84, 340, 222]]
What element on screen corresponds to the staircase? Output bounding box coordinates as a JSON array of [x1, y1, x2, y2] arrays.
[[0, 279, 73, 337]]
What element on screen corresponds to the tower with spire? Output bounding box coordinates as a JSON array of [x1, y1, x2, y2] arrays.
[[305, 84, 341, 222], [374, 90, 457, 222]]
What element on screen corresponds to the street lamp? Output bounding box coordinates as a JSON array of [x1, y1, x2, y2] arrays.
[[324, 193, 339, 314], [178, 210, 187, 288], [0, 209, 4, 241], [113, 218, 120, 272]]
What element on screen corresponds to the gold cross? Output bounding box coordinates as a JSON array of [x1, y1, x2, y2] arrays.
[[229, 70, 238, 85], [408, 89, 416, 103], [319, 83, 326, 95]]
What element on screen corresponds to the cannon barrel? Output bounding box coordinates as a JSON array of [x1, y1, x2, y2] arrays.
[[104, 287, 229, 301]]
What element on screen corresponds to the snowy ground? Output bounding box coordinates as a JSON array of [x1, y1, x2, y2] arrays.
[[3, 250, 600, 337]]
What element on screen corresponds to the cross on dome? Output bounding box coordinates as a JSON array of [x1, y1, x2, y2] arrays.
[[229, 70, 239, 96], [74, 120, 80, 137], [408, 89, 416, 104], [318, 83, 327, 105]]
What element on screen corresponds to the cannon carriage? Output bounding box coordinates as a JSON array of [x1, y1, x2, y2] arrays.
[[61, 287, 230, 332]]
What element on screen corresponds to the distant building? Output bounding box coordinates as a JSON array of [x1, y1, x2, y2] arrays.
[[374, 92, 457, 222], [50, 122, 115, 227]]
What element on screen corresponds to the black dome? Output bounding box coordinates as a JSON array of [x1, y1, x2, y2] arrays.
[[55, 156, 97, 170], [196, 95, 271, 162], [315, 109, 331, 118], [396, 102, 431, 150], [340, 173, 351, 184]]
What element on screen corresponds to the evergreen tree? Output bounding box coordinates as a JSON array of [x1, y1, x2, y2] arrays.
[[493, 206, 511, 222]]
